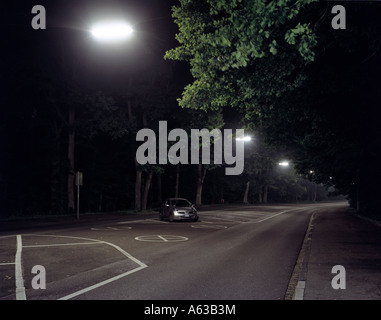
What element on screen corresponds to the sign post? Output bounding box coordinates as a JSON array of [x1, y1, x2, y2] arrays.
[[75, 172, 83, 220]]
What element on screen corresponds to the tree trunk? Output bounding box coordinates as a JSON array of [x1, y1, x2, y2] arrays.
[[195, 164, 207, 205], [263, 185, 268, 203], [196, 182, 203, 206], [67, 106, 75, 214], [175, 164, 180, 198], [243, 181, 250, 204], [142, 171, 153, 210], [51, 150, 62, 214], [312, 183, 317, 202], [258, 188, 263, 203]]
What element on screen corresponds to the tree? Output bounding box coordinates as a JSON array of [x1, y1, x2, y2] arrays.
[[165, 0, 319, 206], [166, 0, 381, 215], [187, 109, 224, 205], [165, 0, 318, 112]]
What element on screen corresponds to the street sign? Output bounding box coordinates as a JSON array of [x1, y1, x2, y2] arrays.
[[75, 172, 83, 186]]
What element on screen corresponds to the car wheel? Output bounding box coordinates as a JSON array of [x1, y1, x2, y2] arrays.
[[193, 216, 199, 222], [159, 213, 164, 221]]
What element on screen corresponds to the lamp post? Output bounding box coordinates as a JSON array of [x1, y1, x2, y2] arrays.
[[67, 21, 133, 215]]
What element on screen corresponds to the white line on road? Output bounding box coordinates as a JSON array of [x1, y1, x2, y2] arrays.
[[117, 218, 167, 225], [17, 234, 148, 300], [158, 235, 169, 242], [254, 208, 309, 223], [135, 235, 189, 242], [200, 216, 245, 223], [23, 242, 102, 248], [57, 238, 148, 300], [294, 281, 306, 300], [18, 234, 148, 300], [58, 265, 147, 300], [15, 235, 26, 300], [253, 210, 291, 223]]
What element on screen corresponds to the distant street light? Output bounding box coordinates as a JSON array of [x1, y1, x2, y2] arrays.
[[90, 21, 133, 42], [236, 136, 252, 142], [278, 161, 290, 167]]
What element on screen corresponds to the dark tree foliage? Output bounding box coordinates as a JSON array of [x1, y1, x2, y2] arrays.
[[166, 0, 381, 216]]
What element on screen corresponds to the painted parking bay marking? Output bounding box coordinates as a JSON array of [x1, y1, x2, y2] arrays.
[[135, 235, 188, 242], [10, 234, 147, 300], [90, 226, 132, 231], [191, 224, 227, 230]]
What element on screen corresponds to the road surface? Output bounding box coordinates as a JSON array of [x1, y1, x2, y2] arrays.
[[0, 202, 347, 300]]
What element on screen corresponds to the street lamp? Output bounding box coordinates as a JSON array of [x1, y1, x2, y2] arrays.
[[67, 21, 134, 215], [278, 161, 290, 167], [236, 136, 252, 142], [90, 21, 133, 42]]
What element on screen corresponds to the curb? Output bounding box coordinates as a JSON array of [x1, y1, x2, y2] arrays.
[[284, 211, 316, 300]]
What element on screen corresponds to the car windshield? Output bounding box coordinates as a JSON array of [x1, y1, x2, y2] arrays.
[[171, 199, 191, 207]]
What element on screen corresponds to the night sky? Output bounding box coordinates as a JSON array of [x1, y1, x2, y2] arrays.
[[1, 0, 186, 215], [2, 0, 180, 89]]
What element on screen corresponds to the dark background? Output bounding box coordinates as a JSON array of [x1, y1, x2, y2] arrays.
[[0, 1, 380, 217]]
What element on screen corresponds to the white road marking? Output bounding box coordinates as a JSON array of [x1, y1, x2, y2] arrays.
[[23, 242, 101, 248], [191, 224, 227, 229], [58, 236, 148, 300], [200, 216, 245, 223], [20, 234, 147, 300], [0, 262, 15, 266], [253, 208, 309, 223], [158, 235, 169, 242], [145, 219, 169, 224], [90, 226, 132, 231], [15, 235, 26, 300], [117, 218, 166, 225], [293, 281, 306, 300], [58, 265, 147, 300], [135, 235, 188, 242]]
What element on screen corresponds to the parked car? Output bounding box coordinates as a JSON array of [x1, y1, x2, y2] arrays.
[[159, 198, 199, 222]]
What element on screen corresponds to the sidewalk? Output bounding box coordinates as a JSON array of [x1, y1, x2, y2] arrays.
[[298, 206, 381, 300]]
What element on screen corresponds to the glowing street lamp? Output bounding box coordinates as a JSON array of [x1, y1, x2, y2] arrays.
[[278, 161, 290, 167], [90, 21, 133, 42], [68, 21, 134, 216], [236, 136, 252, 142]]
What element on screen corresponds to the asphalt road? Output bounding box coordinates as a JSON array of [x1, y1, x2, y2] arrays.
[[0, 202, 346, 300]]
